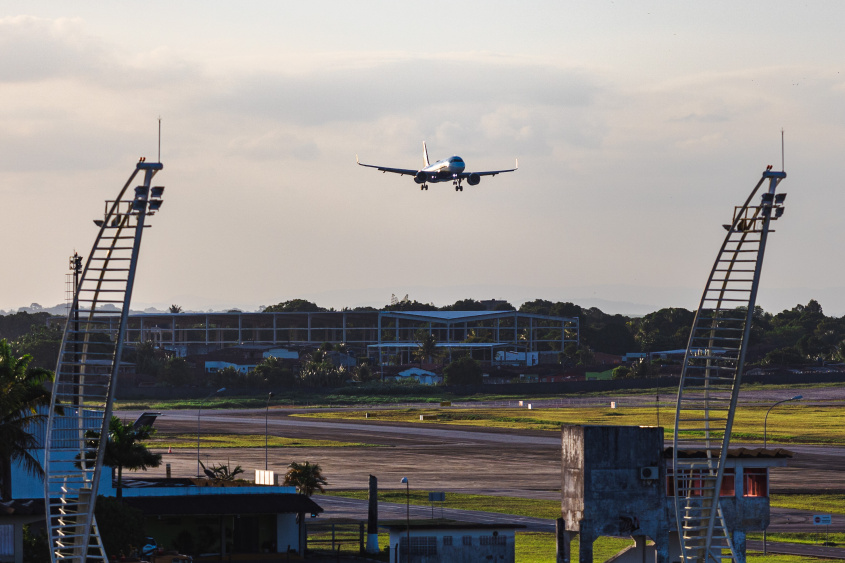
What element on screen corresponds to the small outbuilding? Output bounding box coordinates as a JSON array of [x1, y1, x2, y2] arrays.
[[381, 520, 523, 563]]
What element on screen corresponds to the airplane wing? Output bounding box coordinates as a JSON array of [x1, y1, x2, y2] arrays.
[[356, 155, 418, 177], [458, 158, 519, 178]]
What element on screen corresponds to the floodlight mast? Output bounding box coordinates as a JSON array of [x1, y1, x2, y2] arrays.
[[672, 168, 787, 563], [44, 159, 165, 563]]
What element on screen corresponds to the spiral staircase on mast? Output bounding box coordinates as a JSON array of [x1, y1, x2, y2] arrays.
[[672, 168, 787, 563], [44, 160, 165, 562]]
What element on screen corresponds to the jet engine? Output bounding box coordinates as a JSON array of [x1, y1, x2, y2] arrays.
[[467, 173, 481, 186], [414, 171, 427, 184]]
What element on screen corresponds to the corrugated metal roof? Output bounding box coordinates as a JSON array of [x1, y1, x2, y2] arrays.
[[664, 447, 793, 459], [124, 493, 323, 516]]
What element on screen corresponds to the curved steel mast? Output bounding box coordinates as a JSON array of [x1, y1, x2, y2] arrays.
[[672, 168, 786, 563], [44, 160, 165, 562]]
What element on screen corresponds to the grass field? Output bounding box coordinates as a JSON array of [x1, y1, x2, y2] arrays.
[[148, 433, 380, 449], [294, 404, 841, 444], [113, 381, 844, 412], [771, 493, 845, 514], [325, 490, 561, 520]]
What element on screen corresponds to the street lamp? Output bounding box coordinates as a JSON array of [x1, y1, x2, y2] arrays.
[[762, 394, 802, 555], [265, 392, 274, 471], [764, 395, 802, 449], [197, 387, 226, 477], [401, 477, 409, 563]]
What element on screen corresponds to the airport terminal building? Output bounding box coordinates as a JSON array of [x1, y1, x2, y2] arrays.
[[122, 309, 579, 364]]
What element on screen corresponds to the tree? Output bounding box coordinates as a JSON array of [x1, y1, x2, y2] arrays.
[[11, 322, 63, 370], [129, 341, 164, 377], [283, 461, 327, 496], [82, 416, 162, 499], [352, 364, 377, 383], [251, 356, 297, 388], [612, 365, 632, 380], [94, 495, 145, 557], [199, 459, 244, 481], [0, 339, 54, 500], [413, 329, 439, 364], [168, 304, 183, 314], [264, 299, 325, 313], [159, 356, 194, 387], [443, 357, 483, 385]]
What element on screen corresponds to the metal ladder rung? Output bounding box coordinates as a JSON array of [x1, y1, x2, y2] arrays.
[[77, 289, 126, 293], [85, 268, 131, 272], [713, 269, 755, 272]]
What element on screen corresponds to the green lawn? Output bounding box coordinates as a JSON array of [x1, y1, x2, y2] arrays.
[[771, 493, 845, 514], [324, 489, 561, 520], [294, 403, 839, 444], [148, 433, 379, 449]]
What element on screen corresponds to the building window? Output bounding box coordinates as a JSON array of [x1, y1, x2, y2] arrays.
[[668, 468, 734, 497], [462, 535, 472, 546], [744, 468, 768, 497], [720, 468, 735, 496], [480, 535, 507, 546], [0, 525, 13, 557], [443, 536, 452, 546], [400, 536, 437, 556]]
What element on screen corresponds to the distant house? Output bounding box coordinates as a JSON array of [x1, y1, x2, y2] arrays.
[[585, 369, 614, 381], [381, 521, 522, 563], [205, 360, 255, 374], [262, 347, 299, 360], [592, 352, 622, 365], [393, 367, 442, 385]]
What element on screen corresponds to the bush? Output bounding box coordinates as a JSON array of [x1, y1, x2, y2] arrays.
[[443, 357, 483, 386], [94, 495, 145, 557]]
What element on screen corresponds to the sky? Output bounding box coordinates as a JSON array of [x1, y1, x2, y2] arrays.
[[2, 1, 845, 316]]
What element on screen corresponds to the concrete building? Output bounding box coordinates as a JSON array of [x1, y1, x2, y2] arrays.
[[560, 425, 791, 563], [381, 521, 522, 563]]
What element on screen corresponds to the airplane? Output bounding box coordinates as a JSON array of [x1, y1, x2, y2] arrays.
[[356, 141, 517, 191]]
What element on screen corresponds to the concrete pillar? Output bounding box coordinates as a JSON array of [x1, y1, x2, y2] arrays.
[[732, 530, 747, 563], [555, 520, 575, 563], [579, 524, 594, 563], [633, 536, 647, 563], [654, 530, 670, 563]]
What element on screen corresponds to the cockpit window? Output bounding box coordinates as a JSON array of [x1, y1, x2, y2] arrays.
[[452, 157, 464, 163]]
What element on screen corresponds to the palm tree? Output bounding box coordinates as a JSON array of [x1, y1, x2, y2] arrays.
[[82, 416, 162, 499], [0, 339, 54, 500], [283, 461, 327, 496], [199, 459, 245, 481]]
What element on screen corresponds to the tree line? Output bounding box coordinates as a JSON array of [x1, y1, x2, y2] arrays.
[[2, 298, 843, 381]]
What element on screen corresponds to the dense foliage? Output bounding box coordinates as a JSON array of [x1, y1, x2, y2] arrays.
[[0, 339, 54, 500], [443, 356, 483, 385]]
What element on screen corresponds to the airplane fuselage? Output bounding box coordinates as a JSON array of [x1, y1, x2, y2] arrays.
[[417, 156, 466, 183]]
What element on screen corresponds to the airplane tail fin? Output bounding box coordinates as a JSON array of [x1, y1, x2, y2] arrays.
[[422, 141, 430, 168]]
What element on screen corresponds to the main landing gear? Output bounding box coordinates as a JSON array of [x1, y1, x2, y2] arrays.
[[453, 181, 463, 192], [420, 184, 428, 191]]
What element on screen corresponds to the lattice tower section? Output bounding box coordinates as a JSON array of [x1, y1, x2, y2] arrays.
[[44, 161, 165, 562], [672, 169, 786, 563]]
